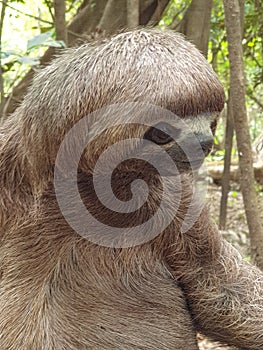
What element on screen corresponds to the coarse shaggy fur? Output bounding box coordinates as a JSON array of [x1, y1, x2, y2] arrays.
[[0, 29, 262, 350]]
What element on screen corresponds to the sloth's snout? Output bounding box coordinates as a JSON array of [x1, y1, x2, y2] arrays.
[[143, 123, 214, 157], [141, 122, 214, 174], [195, 133, 214, 157]]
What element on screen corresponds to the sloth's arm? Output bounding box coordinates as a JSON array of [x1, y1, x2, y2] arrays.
[[168, 212, 263, 350]]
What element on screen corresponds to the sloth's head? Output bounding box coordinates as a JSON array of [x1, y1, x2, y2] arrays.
[[20, 28, 224, 177], [18, 29, 224, 245]]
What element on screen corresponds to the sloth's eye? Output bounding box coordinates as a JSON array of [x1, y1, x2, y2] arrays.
[[143, 122, 177, 145]]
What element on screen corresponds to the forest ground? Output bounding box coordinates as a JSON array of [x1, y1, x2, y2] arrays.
[[198, 178, 263, 350]]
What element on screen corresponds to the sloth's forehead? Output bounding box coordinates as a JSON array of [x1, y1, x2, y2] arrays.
[[24, 29, 225, 128], [86, 110, 218, 143], [85, 36, 225, 117]]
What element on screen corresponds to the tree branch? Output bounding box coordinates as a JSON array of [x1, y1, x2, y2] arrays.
[[54, 0, 68, 45], [0, 0, 53, 25]]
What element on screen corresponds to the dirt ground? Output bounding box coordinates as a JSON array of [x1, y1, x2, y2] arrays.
[[196, 178, 263, 350]]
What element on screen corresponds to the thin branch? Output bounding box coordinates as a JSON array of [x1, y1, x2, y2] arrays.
[[0, 1, 53, 25], [247, 51, 262, 68], [67, 29, 87, 40], [248, 92, 263, 110], [67, 0, 81, 13], [169, 5, 189, 30], [0, 0, 6, 37], [149, 0, 170, 26], [43, 0, 55, 22]]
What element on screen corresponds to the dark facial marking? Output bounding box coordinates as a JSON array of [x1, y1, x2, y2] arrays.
[[143, 122, 180, 145]]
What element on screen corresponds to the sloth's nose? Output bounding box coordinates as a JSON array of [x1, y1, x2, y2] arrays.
[[196, 133, 214, 156]]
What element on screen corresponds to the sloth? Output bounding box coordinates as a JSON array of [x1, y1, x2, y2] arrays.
[[0, 29, 263, 350]]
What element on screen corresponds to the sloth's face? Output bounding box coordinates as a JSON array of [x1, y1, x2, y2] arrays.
[[71, 113, 218, 244], [142, 115, 216, 175], [80, 113, 217, 180]]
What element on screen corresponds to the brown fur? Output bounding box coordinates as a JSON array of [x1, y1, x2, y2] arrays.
[[0, 29, 263, 350]]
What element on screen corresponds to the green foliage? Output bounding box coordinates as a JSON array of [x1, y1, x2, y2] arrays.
[[2, 30, 65, 94], [212, 0, 262, 142], [160, 0, 262, 145], [160, 0, 191, 27], [0, 0, 75, 95], [244, 255, 251, 262], [27, 31, 66, 50], [231, 191, 238, 199], [255, 182, 263, 194], [209, 0, 228, 85]]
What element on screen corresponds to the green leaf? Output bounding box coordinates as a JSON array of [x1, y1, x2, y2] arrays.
[[27, 31, 53, 50], [1, 50, 18, 59], [40, 26, 54, 33], [244, 255, 251, 262], [2, 61, 17, 73], [47, 39, 66, 48], [231, 191, 237, 198], [17, 55, 40, 66]]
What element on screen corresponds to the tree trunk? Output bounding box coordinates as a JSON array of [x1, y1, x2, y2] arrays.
[[148, 0, 170, 26], [223, 0, 263, 270], [219, 0, 245, 231], [219, 93, 234, 230], [97, 0, 127, 33], [139, 0, 158, 25], [54, 0, 68, 45], [178, 0, 213, 56], [127, 0, 139, 28], [68, 0, 108, 42]]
